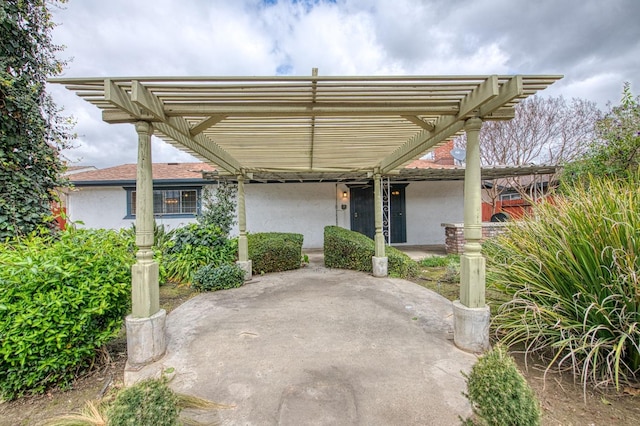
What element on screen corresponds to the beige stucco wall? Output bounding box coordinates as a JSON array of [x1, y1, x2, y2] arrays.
[[241, 182, 339, 248], [66, 180, 464, 249], [237, 180, 464, 248], [405, 180, 464, 245], [66, 186, 199, 231]]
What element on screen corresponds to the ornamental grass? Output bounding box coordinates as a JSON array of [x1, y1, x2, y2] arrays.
[[485, 173, 639, 391]]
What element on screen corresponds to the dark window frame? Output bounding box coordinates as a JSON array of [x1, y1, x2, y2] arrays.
[[124, 186, 202, 219]]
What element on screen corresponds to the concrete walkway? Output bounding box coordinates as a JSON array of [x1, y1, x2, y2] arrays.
[[129, 254, 477, 425]]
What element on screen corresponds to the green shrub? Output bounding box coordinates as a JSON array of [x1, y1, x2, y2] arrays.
[[164, 223, 237, 283], [0, 228, 134, 399], [107, 378, 179, 426], [485, 173, 640, 390], [463, 345, 540, 426], [192, 263, 246, 292], [248, 232, 303, 274], [323, 226, 418, 278]]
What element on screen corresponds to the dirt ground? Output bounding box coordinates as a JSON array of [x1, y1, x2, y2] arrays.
[[1, 274, 639, 425]]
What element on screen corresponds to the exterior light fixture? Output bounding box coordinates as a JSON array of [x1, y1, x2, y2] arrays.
[[342, 191, 348, 198]]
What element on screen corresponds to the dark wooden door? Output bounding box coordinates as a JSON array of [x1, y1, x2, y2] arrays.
[[388, 184, 407, 243], [349, 183, 407, 243], [350, 185, 375, 239]]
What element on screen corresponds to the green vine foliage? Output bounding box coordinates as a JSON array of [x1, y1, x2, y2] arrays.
[[0, 0, 75, 239], [198, 181, 237, 237], [563, 82, 640, 184]]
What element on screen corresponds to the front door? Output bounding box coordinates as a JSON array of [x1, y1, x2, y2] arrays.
[[349, 183, 407, 243], [350, 185, 375, 239], [387, 184, 407, 243]]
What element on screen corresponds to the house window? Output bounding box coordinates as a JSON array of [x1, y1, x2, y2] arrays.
[[500, 192, 521, 202], [126, 187, 200, 218]]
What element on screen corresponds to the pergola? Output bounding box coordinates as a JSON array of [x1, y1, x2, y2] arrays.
[[51, 72, 561, 366]]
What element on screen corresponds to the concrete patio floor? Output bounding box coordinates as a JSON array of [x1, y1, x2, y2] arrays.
[[128, 251, 477, 425]]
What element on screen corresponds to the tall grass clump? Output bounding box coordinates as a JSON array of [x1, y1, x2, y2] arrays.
[[485, 173, 639, 391]]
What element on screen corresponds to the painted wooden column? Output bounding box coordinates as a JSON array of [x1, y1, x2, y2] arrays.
[[460, 117, 485, 308], [132, 121, 159, 318], [236, 175, 252, 280], [453, 117, 490, 353], [125, 121, 166, 373], [372, 172, 388, 277]]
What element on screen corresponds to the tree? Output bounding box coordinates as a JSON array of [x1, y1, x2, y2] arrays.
[[562, 82, 640, 184], [0, 0, 74, 239], [455, 95, 601, 212]]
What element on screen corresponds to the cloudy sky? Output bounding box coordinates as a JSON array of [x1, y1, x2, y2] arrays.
[[47, 0, 640, 169]]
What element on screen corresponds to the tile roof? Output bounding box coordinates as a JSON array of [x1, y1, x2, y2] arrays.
[[69, 162, 215, 183], [69, 160, 453, 184]]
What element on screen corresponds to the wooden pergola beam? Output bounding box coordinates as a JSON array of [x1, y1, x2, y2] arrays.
[[105, 79, 242, 175], [378, 75, 525, 173]]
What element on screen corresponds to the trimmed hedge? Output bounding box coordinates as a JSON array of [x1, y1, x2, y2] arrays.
[[323, 226, 418, 278], [0, 229, 133, 399], [248, 232, 303, 274]]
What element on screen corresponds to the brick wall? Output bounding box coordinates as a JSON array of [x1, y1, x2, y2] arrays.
[[441, 222, 508, 254], [433, 140, 455, 165]]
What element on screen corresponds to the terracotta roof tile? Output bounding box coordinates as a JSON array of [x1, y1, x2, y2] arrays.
[[68, 160, 460, 184], [70, 163, 216, 182]]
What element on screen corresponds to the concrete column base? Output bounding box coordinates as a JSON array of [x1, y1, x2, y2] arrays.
[[236, 260, 252, 281], [452, 300, 490, 353], [125, 309, 167, 371], [372, 256, 388, 277]]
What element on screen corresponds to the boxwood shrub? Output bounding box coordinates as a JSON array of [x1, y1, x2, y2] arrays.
[[248, 232, 303, 274], [192, 263, 246, 292], [0, 228, 134, 399], [463, 345, 540, 425], [323, 226, 418, 278]]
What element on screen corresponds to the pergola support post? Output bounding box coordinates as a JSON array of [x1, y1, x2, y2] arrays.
[[372, 172, 388, 277], [125, 121, 166, 370], [453, 117, 490, 353], [236, 175, 252, 280]]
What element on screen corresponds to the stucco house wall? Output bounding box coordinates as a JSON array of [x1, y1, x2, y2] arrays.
[[229, 180, 463, 248], [63, 161, 465, 249], [66, 180, 463, 249], [405, 180, 464, 244], [66, 186, 207, 231], [242, 182, 337, 248]]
